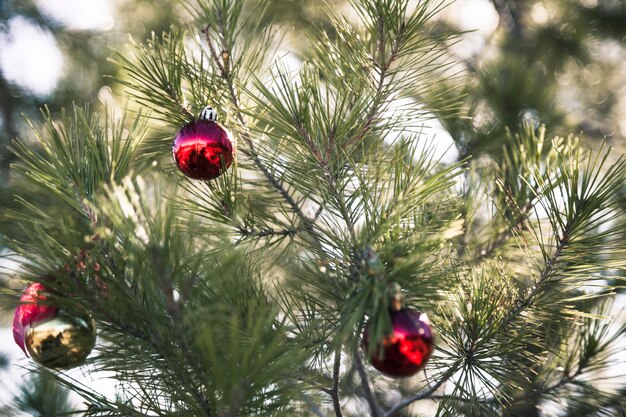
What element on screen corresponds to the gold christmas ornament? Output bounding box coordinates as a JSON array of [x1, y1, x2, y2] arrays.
[[24, 311, 96, 369]]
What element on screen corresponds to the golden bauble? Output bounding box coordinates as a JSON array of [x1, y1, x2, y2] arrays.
[[25, 312, 96, 369]]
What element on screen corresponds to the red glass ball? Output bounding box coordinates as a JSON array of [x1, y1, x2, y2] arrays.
[[172, 119, 234, 180], [363, 309, 434, 378], [13, 282, 58, 354]]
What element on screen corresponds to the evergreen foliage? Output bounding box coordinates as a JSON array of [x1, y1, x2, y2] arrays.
[[0, 0, 181, 173], [1, 0, 625, 416]]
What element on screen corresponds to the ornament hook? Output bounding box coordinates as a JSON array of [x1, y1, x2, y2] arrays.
[[389, 283, 404, 312]]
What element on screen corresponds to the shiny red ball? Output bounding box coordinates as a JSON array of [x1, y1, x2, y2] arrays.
[[172, 119, 234, 180], [13, 282, 58, 354], [363, 309, 434, 378]]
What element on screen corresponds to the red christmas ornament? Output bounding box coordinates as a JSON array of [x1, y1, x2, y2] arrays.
[[172, 107, 234, 180], [12, 282, 58, 354], [363, 307, 434, 378], [12, 281, 97, 369]]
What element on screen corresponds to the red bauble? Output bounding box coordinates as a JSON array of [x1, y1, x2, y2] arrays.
[[12, 282, 58, 354], [13, 281, 97, 369], [172, 116, 234, 180], [363, 309, 434, 378]]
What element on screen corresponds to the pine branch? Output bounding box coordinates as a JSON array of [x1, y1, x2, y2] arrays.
[[259, 82, 361, 243], [115, 286, 213, 416], [498, 233, 566, 329], [194, 0, 324, 239], [506, 368, 583, 405], [475, 140, 626, 337], [201, 26, 314, 230], [8, 1, 626, 416], [111, 31, 197, 126], [161, 263, 213, 417], [502, 311, 626, 410], [11, 106, 147, 214], [472, 124, 548, 262], [80, 179, 222, 415], [474, 187, 534, 262], [13, 374, 72, 417], [342, 13, 400, 151], [404, 375, 584, 409], [433, 314, 626, 411]]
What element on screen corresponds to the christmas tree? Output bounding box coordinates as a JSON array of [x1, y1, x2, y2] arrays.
[[2, 0, 626, 416]]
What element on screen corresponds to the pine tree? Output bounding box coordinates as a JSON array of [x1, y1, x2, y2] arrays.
[[2, 0, 626, 416]]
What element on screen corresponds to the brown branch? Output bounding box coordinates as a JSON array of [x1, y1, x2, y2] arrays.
[[236, 225, 298, 239], [331, 348, 344, 417], [218, 383, 247, 417], [217, 197, 301, 242]]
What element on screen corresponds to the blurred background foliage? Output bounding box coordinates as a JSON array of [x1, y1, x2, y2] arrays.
[[0, 0, 182, 173], [434, 0, 626, 157]]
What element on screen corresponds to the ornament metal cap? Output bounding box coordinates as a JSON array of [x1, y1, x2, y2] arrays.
[[389, 283, 404, 312], [200, 106, 218, 122]]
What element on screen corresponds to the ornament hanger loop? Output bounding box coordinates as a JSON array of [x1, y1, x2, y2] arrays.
[[200, 106, 218, 122]]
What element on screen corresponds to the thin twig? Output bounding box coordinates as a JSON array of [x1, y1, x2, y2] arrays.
[[474, 198, 534, 262], [237, 226, 298, 239], [331, 348, 344, 417], [163, 83, 195, 120], [353, 352, 383, 417], [384, 361, 585, 413], [343, 15, 402, 152], [499, 230, 568, 330], [384, 370, 453, 417], [507, 367, 583, 404]]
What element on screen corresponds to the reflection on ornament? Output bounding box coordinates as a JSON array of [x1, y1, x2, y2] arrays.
[[25, 312, 96, 369], [363, 309, 434, 378], [12, 282, 58, 354], [172, 107, 234, 180]]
